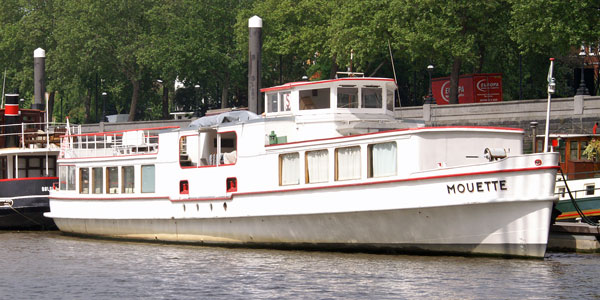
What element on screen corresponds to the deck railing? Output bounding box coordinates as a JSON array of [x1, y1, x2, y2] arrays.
[[0, 122, 74, 149], [60, 126, 178, 158]]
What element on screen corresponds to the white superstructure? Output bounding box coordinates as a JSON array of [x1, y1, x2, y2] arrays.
[[47, 77, 559, 257]]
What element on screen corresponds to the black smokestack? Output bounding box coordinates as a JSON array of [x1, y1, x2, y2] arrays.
[[33, 48, 45, 111], [248, 16, 262, 114], [4, 94, 20, 147]]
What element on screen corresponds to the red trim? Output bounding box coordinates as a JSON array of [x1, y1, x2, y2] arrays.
[[50, 166, 558, 202], [261, 78, 396, 92], [266, 126, 524, 148], [557, 209, 600, 219], [0, 176, 58, 182], [4, 104, 19, 116]]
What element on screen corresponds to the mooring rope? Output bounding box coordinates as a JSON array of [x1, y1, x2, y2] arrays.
[[0, 199, 44, 227], [558, 168, 600, 227]]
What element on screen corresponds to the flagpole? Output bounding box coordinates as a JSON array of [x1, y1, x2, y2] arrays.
[[543, 58, 555, 153]]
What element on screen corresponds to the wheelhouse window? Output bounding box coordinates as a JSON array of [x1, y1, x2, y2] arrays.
[[368, 142, 397, 178], [266, 92, 292, 113], [337, 86, 358, 108], [386, 88, 394, 110], [141, 165, 155, 193], [306, 149, 329, 183], [92, 167, 103, 194], [300, 88, 330, 110], [267, 93, 278, 113], [107, 167, 118, 194], [570, 141, 579, 160], [79, 168, 89, 194], [279, 153, 300, 186], [335, 146, 361, 181], [280, 92, 291, 112], [122, 166, 134, 193], [67, 165, 76, 190], [362, 86, 382, 108], [16, 156, 56, 178]]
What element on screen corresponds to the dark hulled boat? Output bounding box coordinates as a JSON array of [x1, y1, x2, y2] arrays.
[[0, 94, 66, 229]]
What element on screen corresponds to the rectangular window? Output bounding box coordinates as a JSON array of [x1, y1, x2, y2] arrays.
[[59, 165, 67, 190], [279, 153, 300, 186], [586, 184, 595, 195], [300, 88, 330, 110], [337, 86, 358, 108], [368, 142, 397, 178], [0, 157, 6, 179], [79, 168, 90, 194], [280, 92, 291, 111], [336, 146, 361, 181], [267, 93, 278, 113], [141, 165, 155, 193], [67, 166, 76, 190], [362, 86, 382, 108], [306, 149, 329, 183], [107, 167, 119, 194], [92, 167, 103, 194], [122, 166, 134, 193], [386, 88, 394, 111], [570, 141, 579, 160]]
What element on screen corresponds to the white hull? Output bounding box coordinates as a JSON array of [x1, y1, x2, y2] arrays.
[[48, 154, 558, 257]]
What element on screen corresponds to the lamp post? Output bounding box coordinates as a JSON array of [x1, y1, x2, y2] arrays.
[[101, 92, 107, 122], [423, 64, 435, 104], [194, 84, 200, 117], [576, 46, 589, 96]]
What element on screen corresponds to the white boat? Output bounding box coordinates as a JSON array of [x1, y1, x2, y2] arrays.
[[46, 76, 559, 257]]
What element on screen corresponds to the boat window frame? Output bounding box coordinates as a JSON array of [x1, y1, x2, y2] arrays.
[[367, 141, 398, 178], [141, 164, 155, 193], [305, 149, 329, 184], [334, 146, 361, 181], [79, 167, 90, 194], [92, 167, 103, 194], [121, 165, 135, 194], [106, 166, 119, 194], [279, 152, 301, 186]]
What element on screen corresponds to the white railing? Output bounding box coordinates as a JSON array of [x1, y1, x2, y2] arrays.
[[61, 126, 177, 158], [0, 122, 72, 149]]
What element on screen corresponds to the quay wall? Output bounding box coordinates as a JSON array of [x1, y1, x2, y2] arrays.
[[395, 95, 600, 152]]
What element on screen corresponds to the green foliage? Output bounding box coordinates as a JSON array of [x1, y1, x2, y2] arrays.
[[583, 139, 600, 161], [0, 0, 598, 123]]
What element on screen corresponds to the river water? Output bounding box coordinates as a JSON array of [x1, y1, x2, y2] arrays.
[[0, 231, 598, 300]]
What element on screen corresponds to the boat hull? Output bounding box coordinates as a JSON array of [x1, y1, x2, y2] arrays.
[[0, 178, 57, 229], [51, 199, 553, 258], [556, 196, 600, 221]]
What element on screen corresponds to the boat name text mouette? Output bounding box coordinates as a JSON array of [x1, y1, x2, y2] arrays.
[[447, 180, 507, 194]]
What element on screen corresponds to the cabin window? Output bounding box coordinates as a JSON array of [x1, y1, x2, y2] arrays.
[[0, 157, 6, 179], [67, 166, 76, 190], [107, 167, 119, 194], [219, 132, 237, 165], [280, 92, 291, 111], [267, 93, 278, 113], [362, 86, 382, 108], [92, 167, 103, 194], [335, 146, 361, 181], [16, 156, 56, 178], [141, 165, 155, 193], [337, 86, 358, 108], [306, 149, 329, 183], [300, 88, 330, 110], [586, 184, 595, 195], [79, 168, 90, 194], [387, 88, 394, 110], [122, 166, 135, 193], [59, 166, 67, 190], [557, 187, 565, 198], [279, 153, 300, 186], [368, 142, 397, 178], [570, 141, 579, 160]]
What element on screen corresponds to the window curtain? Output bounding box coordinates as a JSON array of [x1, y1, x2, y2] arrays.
[[281, 153, 300, 185], [337, 147, 360, 180], [372, 142, 396, 177], [307, 150, 329, 183]]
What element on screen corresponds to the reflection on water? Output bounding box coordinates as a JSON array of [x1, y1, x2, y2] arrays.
[[0, 231, 598, 299]]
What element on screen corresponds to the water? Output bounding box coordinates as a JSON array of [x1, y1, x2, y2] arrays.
[[0, 231, 598, 300]]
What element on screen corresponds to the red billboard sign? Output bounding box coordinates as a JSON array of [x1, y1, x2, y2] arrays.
[[431, 73, 502, 105]]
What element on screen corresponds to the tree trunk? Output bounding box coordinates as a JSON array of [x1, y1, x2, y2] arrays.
[[221, 73, 229, 109], [162, 84, 169, 120], [449, 57, 462, 104], [128, 79, 140, 121], [329, 54, 339, 79], [84, 88, 92, 123]]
